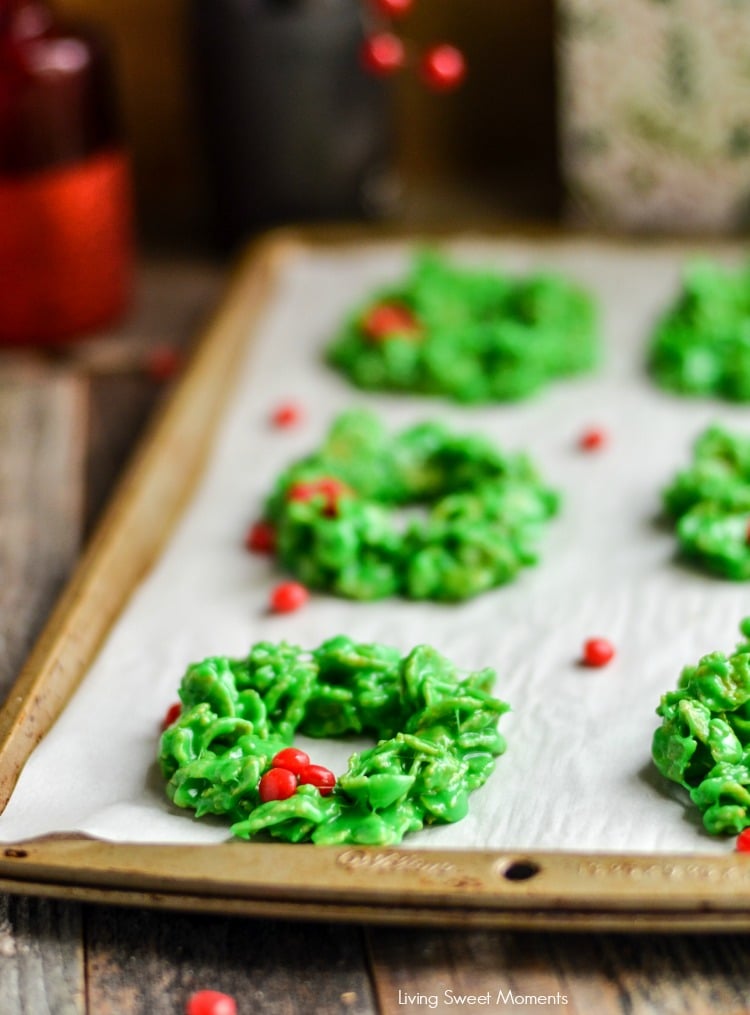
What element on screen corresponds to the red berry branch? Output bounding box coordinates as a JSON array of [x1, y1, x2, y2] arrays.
[[362, 0, 466, 93]]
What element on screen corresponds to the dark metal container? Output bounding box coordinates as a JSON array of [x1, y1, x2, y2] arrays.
[[189, 0, 394, 247]]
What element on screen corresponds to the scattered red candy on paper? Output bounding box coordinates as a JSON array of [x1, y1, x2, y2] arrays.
[[185, 990, 238, 1015], [245, 520, 276, 554], [299, 764, 337, 796], [579, 427, 608, 451], [145, 345, 183, 382], [421, 44, 466, 92], [582, 638, 616, 668], [272, 747, 312, 775], [736, 829, 750, 852], [372, 0, 413, 17], [361, 32, 405, 76], [258, 767, 298, 803], [272, 402, 303, 428], [361, 302, 421, 341], [161, 702, 181, 731], [270, 581, 309, 614]]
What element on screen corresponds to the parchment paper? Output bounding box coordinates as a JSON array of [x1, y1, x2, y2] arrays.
[[2, 238, 749, 855]]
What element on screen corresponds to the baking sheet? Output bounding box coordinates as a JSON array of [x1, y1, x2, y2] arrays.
[[2, 237, 748, 856]]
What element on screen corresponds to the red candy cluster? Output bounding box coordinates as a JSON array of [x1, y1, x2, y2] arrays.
[[259, 748, 336, 803], [361, 0, 466, 93], [287, 476, 352, 516]]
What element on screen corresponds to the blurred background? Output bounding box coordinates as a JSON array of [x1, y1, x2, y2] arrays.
[[43, 0, 560, 246], [3, 0, 750, 345]]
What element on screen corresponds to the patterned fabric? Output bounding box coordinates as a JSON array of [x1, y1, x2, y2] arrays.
[[558, 0, 750, 232]]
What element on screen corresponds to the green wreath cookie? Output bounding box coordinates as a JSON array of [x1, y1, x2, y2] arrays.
[[326, 251, 599, 403], [652, 619, 750, 836], [260, 409, 559, 601], [158, 636, 509, 846], [649, 260, 750, 400], [663, 425, 750, 579]]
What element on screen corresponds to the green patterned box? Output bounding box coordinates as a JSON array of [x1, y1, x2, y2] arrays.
[[558, 0, 750, 232]]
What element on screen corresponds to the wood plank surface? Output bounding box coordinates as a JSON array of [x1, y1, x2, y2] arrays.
[[0, 363, 86, 702], [0, 896, 84, 1015], [0, 363, 87, 1015], [366, 928, 750, 1015], [85, 908, 376, 1015]]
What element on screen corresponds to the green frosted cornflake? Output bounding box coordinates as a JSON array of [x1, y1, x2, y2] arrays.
[[326, 251, 598, 404], [649, 260, 750, 400], [663, 425, 750, 578], [652, 619, 750, 835], [159, 637, 509, 846], [264, 409, 559, 602]]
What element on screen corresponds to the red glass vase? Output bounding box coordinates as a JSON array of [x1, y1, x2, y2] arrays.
[[0, 0, 133, 345]]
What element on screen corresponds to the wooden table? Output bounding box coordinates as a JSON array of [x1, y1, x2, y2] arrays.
[[2, 261, 750, 1015]]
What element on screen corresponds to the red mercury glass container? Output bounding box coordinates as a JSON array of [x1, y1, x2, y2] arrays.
[[0, 0, 133, 345]]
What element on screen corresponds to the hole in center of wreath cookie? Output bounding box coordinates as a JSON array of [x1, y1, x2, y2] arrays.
[[293, 734, 374, 779]]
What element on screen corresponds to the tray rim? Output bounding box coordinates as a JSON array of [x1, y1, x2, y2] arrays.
[[3, 224, 750, 931]]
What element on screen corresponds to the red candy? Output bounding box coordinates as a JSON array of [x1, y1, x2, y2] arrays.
[[272, 747, 311, 775], [372, 0, 413, 17], [421, 44, 466, 92], [258, 768, 298, 803], [582, 638, 615, 668], [161, 702, 181, 731], [270, 581, 309, 614], [245, 520, 276, 554], [579, 427, 608, 451], [186, 990, 237, 1015], [736, 828, 750, 852], [287, 477, 351, 516], [299, 764, 337, 797], [272, 402, 303, 428], [361, 302, 421, 341], [361, 33, 405, 76]]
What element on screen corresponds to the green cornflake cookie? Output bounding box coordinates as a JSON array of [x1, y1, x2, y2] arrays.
[[649, 260, 750, 400], [262, 409, 559, 601], [663, 425, 750, 579], [158, 636, 509, 846], [652, 618, 750, 837], [326, 251, 599, 403]]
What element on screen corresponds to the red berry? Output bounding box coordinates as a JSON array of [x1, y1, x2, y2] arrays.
[[736, 828, 750, 852], [272, 402, 303, 428], [372, 0, 413, 17], [270, 581, 309, 614], [299, 764, 336, 796], [161, 702, 181, 731], [245, 520, 276, 554], [272, 747, 311, 775], [145, 345, 183, 381], [287, 477, 351, 516], [258, 767, 298, 803], [582, 638, 616, 668], [579, 427, 608, 451], [185, 990, 237, 1015], [361, 302, 421, 342], [361, 33, 405, 76], [421, 44, 466, 92]]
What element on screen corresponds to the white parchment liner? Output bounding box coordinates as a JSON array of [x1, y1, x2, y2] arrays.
[[2, 238, 749, 855]]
